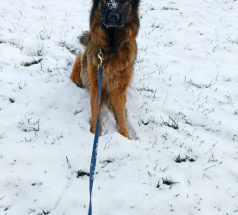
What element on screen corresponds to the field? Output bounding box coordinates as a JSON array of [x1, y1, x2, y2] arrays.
[[0, 0, 238, 214]]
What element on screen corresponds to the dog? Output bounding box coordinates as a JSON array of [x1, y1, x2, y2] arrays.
[[70, 0, 140, 139]]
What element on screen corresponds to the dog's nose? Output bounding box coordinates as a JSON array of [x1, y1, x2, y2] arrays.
[[108, 12, 120, 23]]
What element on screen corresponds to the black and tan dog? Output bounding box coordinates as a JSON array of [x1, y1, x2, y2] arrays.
[[70, 0, 140, 139]]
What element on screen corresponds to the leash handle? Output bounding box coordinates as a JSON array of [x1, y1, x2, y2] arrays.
[[88, 50, 104, 215]]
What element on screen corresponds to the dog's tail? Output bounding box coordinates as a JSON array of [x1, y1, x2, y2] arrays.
[[79, 31, 91, 47], [70, 53, 83, 87], [71, 31, 90, 87]]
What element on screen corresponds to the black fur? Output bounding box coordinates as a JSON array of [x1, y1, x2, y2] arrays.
[[79, 31, 91, 47]]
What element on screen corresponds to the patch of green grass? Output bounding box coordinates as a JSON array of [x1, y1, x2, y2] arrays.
[[175, 154, 196, 163], [161, 116, 179, 130], [9, 98, 15, 103], [175, 154, 186, 163], [36, 45, 44, 56], [22, 59, 42, 67], [39, 211, 50, 215], [76, 170, 89, 178], [162, 178, 179, 188], [162, 7, 178, 11], [59, 41, 78, 55], [156, 181, 160, 188], [162, 178, 177, 185], [188, 158, 196, 162], [103, 159, 114, 164]]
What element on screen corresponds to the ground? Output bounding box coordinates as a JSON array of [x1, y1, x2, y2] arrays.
[[0, 0, 238, 214]]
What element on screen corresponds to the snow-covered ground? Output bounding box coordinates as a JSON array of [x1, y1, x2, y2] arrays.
[[0, 0, 238, 214]]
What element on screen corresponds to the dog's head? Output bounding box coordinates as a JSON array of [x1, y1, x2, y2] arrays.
[[93, 0, 140, 29]]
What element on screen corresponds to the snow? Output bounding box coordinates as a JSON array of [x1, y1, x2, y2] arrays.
[[0, 0, 238, 214], [108, 0, 119, 10]]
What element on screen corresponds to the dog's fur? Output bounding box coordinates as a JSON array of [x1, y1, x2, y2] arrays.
[[70, 0, 140, 139]]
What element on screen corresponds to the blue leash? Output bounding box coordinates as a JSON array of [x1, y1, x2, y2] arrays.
[[88, 49, 104, 215]]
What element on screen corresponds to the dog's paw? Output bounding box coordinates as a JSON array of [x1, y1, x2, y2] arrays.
[[118, 130, 130, 139], [90, 125, 102, 136]]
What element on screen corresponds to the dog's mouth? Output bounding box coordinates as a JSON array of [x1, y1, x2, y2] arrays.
[[103, 22, 125, 29]]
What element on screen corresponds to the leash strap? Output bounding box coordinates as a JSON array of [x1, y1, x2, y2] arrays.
[[88, 49, 104, 215]]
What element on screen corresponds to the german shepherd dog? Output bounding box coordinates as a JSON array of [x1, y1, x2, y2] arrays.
[[70, 0, 140, 139]]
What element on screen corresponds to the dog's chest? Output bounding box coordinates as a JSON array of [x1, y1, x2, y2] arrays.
[[101, 59, 133, 90]]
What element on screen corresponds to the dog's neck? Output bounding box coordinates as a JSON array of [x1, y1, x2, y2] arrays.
[[102, 28, 121, 53]]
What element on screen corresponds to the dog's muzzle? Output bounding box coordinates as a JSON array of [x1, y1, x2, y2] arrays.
[[102, 2, 126, 29], [108, 11, 120, 23], [103, 11, 126, 28]]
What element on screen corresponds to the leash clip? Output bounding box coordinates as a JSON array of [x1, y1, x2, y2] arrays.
[[98, 48, 104, 68]]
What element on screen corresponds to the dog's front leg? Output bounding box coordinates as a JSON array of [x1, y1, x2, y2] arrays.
[[88, 62, 102, 135], [110, 88, 130, 139]]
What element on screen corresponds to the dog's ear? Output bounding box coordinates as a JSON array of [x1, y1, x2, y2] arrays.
[[92, 0, 101, 9], [93, 0, 100, 6], [93, 0, 99, 3], [131, 0, 140, 7]]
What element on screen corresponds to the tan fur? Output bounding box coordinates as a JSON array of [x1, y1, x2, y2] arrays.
[[70, 53, 83, 87], [70, 0, 140, 139]]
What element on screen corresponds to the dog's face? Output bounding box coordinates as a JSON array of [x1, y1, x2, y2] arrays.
[[100, 0, 133, 29]]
